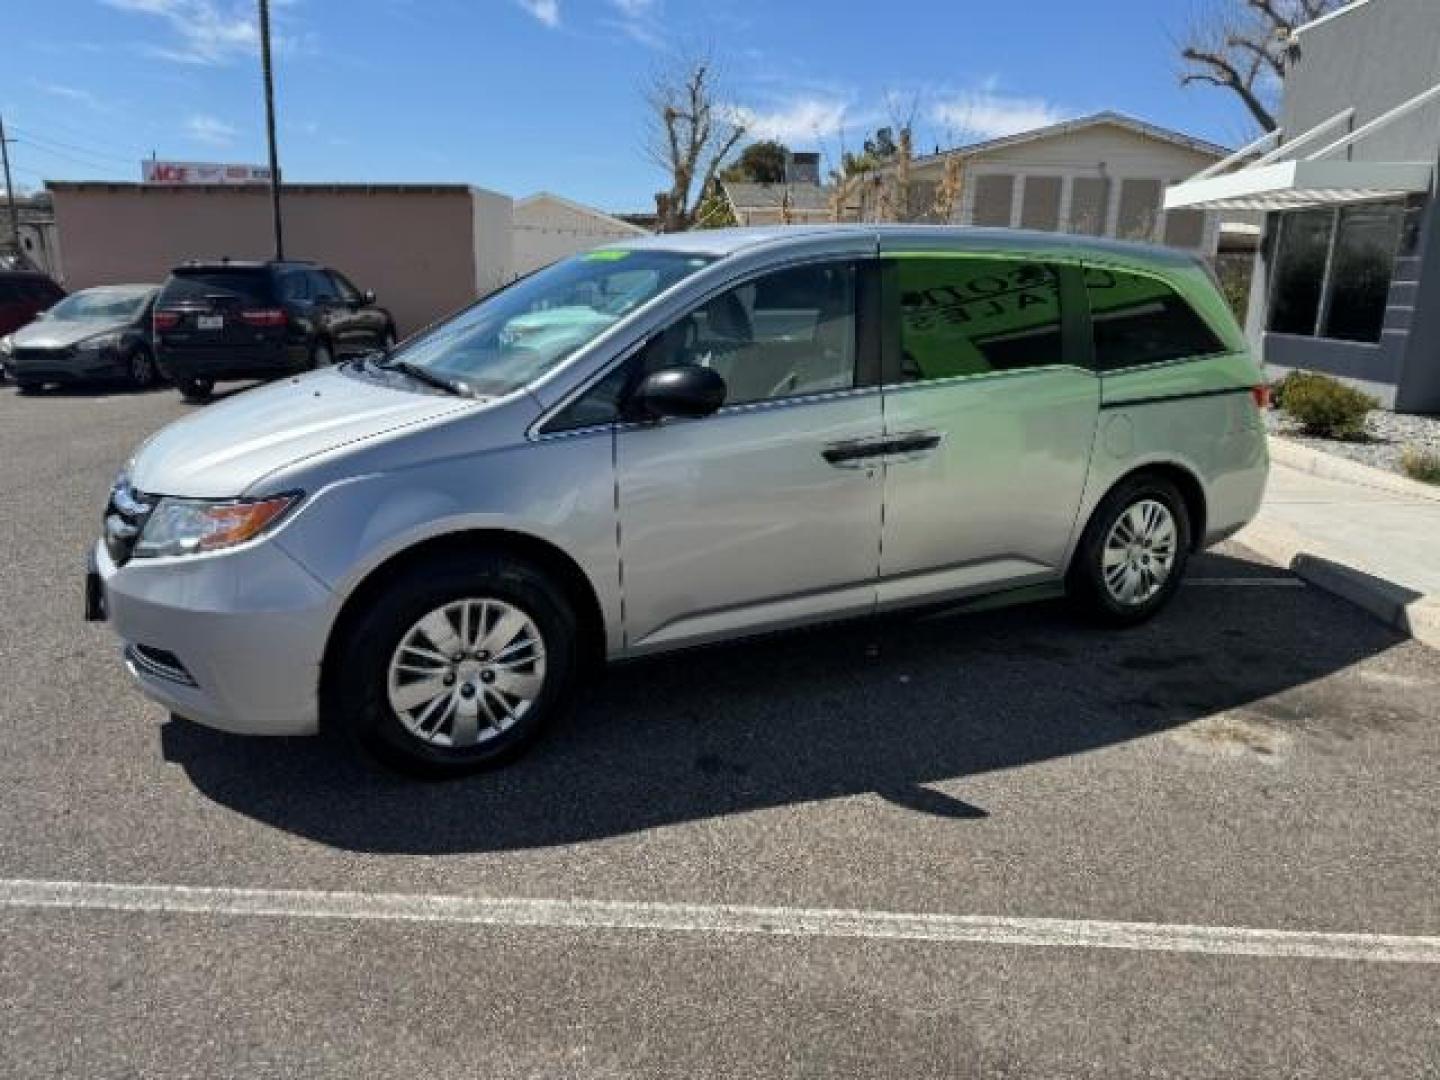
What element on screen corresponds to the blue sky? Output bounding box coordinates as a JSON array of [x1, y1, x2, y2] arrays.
[[6, 0, 1265, 212]]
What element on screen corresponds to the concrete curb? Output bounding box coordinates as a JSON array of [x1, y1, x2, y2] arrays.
[[1267, 434, 1440, 504], [1234, 516, 1440, 651]]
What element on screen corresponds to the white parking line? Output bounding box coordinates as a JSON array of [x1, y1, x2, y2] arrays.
[[3, 878, 1437, 965]]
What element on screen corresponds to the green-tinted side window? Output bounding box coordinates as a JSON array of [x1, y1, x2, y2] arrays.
[[897, 257, 1063, 383], [1085, 266, 1226, 371]]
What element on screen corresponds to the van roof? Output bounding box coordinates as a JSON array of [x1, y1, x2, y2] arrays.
[[610, 225, 1202, 270]]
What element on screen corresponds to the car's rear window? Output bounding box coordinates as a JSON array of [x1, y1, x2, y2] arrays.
[[160, 269, 274, 305]]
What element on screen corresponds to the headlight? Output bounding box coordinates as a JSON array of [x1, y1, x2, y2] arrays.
[[134, 493, 301, 558], [78, 332, 123, 352]]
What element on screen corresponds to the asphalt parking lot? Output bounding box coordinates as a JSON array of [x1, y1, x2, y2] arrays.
[[1, 381, 1438, 1078]]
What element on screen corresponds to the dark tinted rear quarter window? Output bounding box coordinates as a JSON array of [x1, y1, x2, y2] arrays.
[[161, 270, 274, 304], [1085, 266, 1226, 371]]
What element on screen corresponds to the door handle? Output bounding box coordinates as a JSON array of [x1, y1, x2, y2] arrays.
[[822, 432, 943, 468], [822, 439, 888, 467], [886, 432, 943, 456]]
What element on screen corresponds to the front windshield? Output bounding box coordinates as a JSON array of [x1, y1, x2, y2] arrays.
[[389, 249, 713, 396], [48, 288, 152, 322]]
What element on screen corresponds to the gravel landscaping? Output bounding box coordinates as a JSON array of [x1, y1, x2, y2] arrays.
[[1265, 407, 1440, 480]]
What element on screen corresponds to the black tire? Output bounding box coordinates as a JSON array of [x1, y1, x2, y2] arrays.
[[15, 379, 41, 395], [127, 347, 158, 390], [1067, 473, 1192, 626], [331, 552, 580, 778], [176, 375, 214, 402]]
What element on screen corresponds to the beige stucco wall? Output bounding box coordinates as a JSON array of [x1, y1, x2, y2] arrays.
[[512, 195, 646, 277], [48, 185, 512, 335]]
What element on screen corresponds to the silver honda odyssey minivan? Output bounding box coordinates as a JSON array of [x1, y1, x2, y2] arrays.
[[88, 226, 1269, 775]]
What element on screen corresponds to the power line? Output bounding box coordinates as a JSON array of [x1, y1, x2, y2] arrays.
[[9, 125, 136, 165], [12, 139, 129, 175], [8, 113, 148, 160]]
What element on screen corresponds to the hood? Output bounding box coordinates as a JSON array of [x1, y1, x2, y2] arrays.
[[130, 367, 477, 498], [12, 317, 129, 349]]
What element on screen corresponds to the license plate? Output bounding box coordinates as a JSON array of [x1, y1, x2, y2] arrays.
[[197, 315, 224, 331]]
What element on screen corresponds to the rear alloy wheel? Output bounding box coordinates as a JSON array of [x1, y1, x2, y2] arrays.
[[1068, 475, 1191, 626], [176, 375, 214, 402], [128, 348, 157, 390], [334, 553, 579, 777]]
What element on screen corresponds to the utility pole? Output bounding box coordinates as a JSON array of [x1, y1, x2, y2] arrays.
[[258, 0, 284, 260], [0, 112, 19, 258]]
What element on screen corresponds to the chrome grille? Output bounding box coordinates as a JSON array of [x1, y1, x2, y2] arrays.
[[104, 480, 155, 566]]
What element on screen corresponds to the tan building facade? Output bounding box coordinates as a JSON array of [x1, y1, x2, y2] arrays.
[[850, 113, 1230, 256], [513, 193, 649, 277], [47, 182, 513, 335]]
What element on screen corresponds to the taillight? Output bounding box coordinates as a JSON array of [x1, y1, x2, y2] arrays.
[[240, 308, 287, 327], [153, 310, 180, 331], [1251, 384, 1272, 410]]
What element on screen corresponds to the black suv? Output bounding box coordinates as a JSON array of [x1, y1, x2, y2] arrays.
[[153, 260, 397, 400]]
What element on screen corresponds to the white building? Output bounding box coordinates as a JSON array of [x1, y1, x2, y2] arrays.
[[855, 112, 1232, 256], [513, 192, 649, 277]]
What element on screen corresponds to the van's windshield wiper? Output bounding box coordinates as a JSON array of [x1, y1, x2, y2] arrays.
[[377, 356, 470, 397]]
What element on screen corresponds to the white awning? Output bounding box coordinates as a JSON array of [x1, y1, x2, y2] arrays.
[[1164, 159, 1432, 212]]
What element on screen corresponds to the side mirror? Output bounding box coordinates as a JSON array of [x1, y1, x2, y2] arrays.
[[630, 364, 726, 421], [361, 289, 376, 306]]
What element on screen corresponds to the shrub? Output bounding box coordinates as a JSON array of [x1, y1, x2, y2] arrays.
[[1278, 371, 1378, 440], [1400, 446, 1440, 485]]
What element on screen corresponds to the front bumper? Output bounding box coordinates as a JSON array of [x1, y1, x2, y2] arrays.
[[91, 537, 338, 736], [158, 340, 307, 382], [13, 348, 128, 383]]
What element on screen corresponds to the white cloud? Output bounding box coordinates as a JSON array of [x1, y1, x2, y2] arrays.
[[186, 114, 238, 146], [728, 98, 858, 145], [515, 0, 560, 28], [930, 90, 1069, 142], [102, 0, 261, 65], [603, 0, 664, 48], [31, 80, 109, 113]]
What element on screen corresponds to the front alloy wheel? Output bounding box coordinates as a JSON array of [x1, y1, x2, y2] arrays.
[[386, 598, 547, 749], [333, 552, 579, 777]]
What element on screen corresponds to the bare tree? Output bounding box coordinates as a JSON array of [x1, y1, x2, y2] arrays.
[[644, 52, 746, 232], [1179, 0, 1344, 132], [931, 155, 963, 224]]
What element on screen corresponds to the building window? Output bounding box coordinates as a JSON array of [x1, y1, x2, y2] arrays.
[[1268, 210, 1332, 335], [1323, 206, 1405, 343], [1163, 209, 1207, 250], [1267, 204, 1403, 344], [972, 174, 1015, 227], [1020, 176, 1062, 231], [1069, 178, 1110, 236], [1116, 178, 1163, 242]]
